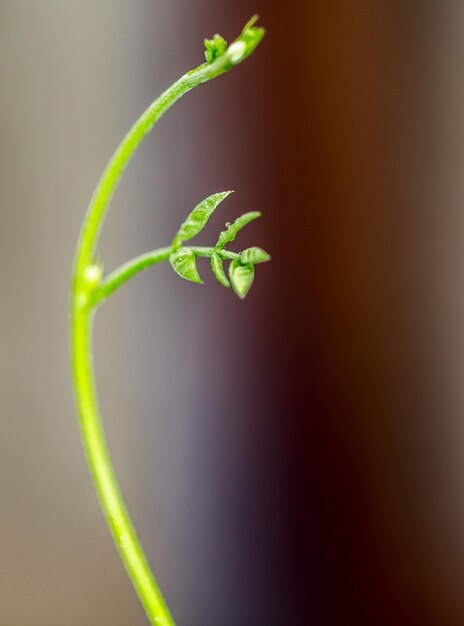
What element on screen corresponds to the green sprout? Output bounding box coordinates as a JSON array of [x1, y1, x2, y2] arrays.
[[69, 16, 267, 626]]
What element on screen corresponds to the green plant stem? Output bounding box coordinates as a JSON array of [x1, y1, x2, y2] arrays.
[[70, 43, 258, 626], [71, 305, 175, 625], [72, 49, 251, 282], [96, 247, 172, 304], [95, 246, 240, 304]]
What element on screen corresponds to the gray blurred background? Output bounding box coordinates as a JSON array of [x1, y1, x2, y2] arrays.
[[3, 2, 464, 625]]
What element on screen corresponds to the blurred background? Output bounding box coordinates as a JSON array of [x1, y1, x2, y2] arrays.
[[1, 1, 464, 624]]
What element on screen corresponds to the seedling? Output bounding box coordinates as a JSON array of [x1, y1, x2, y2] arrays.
[[70, 16, 268, 626]]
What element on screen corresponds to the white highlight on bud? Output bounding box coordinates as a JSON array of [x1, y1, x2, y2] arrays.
[[227, 41, 246, 63]]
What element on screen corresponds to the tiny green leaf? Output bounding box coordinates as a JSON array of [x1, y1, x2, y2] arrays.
[[211, 252, 230, 288], [204, 34, 228, 63], [229, 259, 254, 299], [170, 248, 202, 284], [173, 191, 233, 249], [215, 211, 261, 249], [240, 247, 271, 265]]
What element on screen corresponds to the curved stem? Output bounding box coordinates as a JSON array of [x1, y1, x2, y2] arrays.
[[70, 18, 264, 626], [95, 247, 172, 304], [73, 53, 247, 279], [71, 303, 175, 625]]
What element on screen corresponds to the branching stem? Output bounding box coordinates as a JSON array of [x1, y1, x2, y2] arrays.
[[70, 18, 264, 626], [95, 246, 240, 304]]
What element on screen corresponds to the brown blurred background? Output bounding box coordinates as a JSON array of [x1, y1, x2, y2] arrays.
[[1, 1, 464, 624]]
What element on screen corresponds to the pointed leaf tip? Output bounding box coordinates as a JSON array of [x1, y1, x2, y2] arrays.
[[229, 259, 254, 299], [170, 248, 202, 284], [229, 15, 265, 64], [173, 191, 233, 249]]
